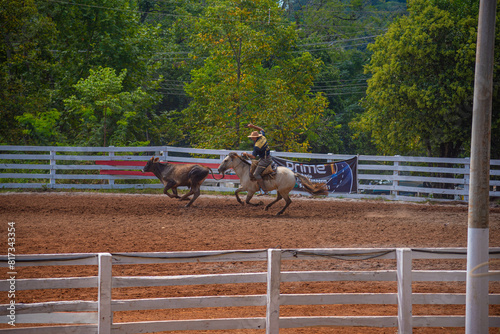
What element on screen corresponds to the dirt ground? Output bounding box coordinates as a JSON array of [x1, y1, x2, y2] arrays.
[[1, 192, 500, 333]]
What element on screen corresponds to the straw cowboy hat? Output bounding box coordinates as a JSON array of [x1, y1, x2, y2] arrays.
[[247, 131, 262, 138]]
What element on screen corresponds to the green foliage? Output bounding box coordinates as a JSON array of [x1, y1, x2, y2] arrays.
[[63, 67, 160, 146], [2, 0, 498, 159], [353, 0, 482, 157], [0, 0, 57, 144], [182, 0, 328, 152]]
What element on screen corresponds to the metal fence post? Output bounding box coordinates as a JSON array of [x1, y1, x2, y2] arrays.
[[98, 253, 113, 334], [266, 249, 281, 334], [397, 248, 412, 333]]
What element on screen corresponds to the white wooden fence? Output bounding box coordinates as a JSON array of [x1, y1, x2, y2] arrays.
[[1, 248, 499, 333], [1, 145, 499, 201]]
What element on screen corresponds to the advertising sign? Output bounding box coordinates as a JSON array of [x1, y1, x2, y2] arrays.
[[272, 156, 357, 194]]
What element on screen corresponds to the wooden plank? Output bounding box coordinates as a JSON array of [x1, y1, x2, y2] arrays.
[[413, 271, 467, 282], [412, 293, 466, 305], [1, 173, 52, 179], [410, 248, 469, 259], [0, 301, 97, 315], [0, 277, 98, 291], [0, 325, 98, 333], [112, 295, 266, 312], [0, 183, 46, 189], [359, 164, 467, 174], [279, 316, 398, 328], [113, 272, 267, 288], [97, 169, 238, 179], [15, 312, 98, 324], [111, 250, 267, 265], [358, 155, 470, 164], [0, 253, 98, 268], [280, 293, 397, 305], [96, 160, 221, 168], [412, 315, 464, 327], [0, 164, 51, 170], [0, 154, 51, 160], [281, 271, 397, 282], [111, 318, 266, 333], [280, 248, 397, 260]]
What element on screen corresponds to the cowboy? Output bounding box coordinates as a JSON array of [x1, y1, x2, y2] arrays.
[[242, 123, 272, 195]]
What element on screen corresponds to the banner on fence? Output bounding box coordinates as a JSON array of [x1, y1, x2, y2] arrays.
[[272, 156, 357, 193]]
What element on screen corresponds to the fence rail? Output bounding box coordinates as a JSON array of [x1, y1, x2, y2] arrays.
[[1, 145, 499, 201], [0, 248, 499, 333]]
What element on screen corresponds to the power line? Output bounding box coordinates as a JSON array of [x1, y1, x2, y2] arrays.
[[41, 0, 405, 27]]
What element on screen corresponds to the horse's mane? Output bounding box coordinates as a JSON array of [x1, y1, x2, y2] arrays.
[[232, 152, 251, 166]]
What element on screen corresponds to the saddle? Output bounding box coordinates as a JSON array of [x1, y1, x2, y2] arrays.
[[249, 160, 277, 181]]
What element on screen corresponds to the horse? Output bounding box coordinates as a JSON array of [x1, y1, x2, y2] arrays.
[[218, 152, 328, 215]]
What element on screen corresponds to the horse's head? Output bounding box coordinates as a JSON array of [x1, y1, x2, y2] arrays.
[[218, 152, 239, 174], [142, 157, 159, 173]]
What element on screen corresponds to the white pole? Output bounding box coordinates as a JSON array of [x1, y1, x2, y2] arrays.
[[466, 0, 496, 332]]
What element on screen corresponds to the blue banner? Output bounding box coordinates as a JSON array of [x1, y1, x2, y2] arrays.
[[272, 156, 357, 193]]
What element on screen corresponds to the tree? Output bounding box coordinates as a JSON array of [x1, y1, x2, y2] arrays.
[[353, 0, 500, 158], [0, 0, 57, 144], [39, 0, 163, 92], [63, 67, 160, 146], [181, 0, 328, 152], [280, 0, 407, 154]]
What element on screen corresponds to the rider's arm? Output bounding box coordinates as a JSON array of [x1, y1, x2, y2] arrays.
[[247, 123, 263, 132], [242, 152, 256, 159]]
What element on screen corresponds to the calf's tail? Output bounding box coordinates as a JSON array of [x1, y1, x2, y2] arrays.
[[294, 173, 329, 196]]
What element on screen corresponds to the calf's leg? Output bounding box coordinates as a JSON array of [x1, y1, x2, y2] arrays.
[[163, 180, 180, 198], [185, 186, 201, 207]]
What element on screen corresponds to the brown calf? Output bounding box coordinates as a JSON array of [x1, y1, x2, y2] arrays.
[[142, 157, 211, 207]]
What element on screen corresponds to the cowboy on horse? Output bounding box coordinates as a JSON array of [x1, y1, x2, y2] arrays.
[[241, 123, 272, 195]]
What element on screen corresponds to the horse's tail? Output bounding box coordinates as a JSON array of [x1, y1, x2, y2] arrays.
[[294, 173, 329, 196]]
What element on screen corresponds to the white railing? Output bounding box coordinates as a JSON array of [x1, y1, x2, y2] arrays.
[[1, 145, 499, 201], [0, 248, 499, 333]]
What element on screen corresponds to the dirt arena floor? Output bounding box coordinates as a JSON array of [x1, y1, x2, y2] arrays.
[[1, 192, 500, 333]]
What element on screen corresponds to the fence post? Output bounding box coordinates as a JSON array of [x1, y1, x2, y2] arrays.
[[266, 249, 281, 334], [356, 154, 360, 194], [161, 147, 168, 162], [108, 147, 115, 187], [49, 150, 56, 189], [98, 253, 112, 334], [464, 157, 470, 202], [397, 248, 412, 333], [392, 156, 400, 197]]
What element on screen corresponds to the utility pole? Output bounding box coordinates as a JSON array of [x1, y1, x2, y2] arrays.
[[466, 0, 496, 332]]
